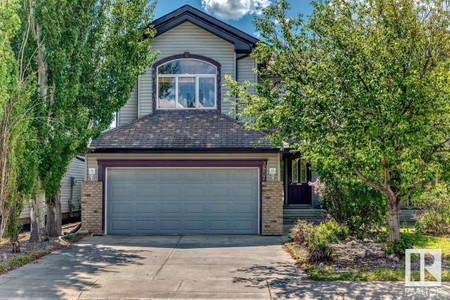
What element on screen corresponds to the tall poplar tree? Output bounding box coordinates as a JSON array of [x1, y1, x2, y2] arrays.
[[22, 0, 157, 238], [0, 0, 39, 247]]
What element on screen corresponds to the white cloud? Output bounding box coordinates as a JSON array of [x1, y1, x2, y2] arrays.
[[202, 0, 271, 20]]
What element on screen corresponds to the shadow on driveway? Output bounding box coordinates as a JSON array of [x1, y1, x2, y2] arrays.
[[233, 262, 450, 299], [0, 238, 151, 299], [1, 235, 448, 299]]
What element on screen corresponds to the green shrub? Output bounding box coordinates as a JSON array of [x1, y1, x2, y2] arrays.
[[307, 239, 334, 263], [375, 232, 388, 243], [289, 220, 315, 244], [290, 219, 349, 245], [290, 220, 349, 263], [413, 183, 450, 236], [317, 219, 349, 242], [309, 170, 387, 238], [383, 232, 419, 256]]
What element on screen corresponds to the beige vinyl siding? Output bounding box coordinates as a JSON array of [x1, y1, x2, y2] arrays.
[[86, 152, 281, 182], [19, 157, 85, 219], [60, 157, 85, 214], [237, 55, 257, 121], [139, 22, 236, 117], [118, 84, 138, 126], [238, 55, 257, 86]]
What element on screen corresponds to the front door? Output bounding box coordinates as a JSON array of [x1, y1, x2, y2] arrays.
[[286, 157, 311, 205]]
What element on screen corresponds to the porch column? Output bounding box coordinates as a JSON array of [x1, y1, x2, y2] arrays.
[[261, 181, 284, 236], [81, 181, 103, 235]]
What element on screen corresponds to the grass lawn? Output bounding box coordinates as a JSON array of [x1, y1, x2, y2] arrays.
[[286, 233, 450, 281], [404, 232, 450, 256]]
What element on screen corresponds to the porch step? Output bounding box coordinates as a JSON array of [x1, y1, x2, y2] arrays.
[[399, 209, 419, 225], [283, 208, 324, 225]]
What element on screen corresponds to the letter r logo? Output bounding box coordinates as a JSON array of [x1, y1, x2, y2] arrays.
[[405, 249, 441, 287]]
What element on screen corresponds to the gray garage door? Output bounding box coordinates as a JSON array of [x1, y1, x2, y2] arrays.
[[106, 168, 259, 235]]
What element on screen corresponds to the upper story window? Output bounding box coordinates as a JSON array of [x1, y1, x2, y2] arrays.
[[157, 59, 217, 109]]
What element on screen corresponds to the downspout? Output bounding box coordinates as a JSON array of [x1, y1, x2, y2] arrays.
[[235, 54, 251, 121], [69, 177, 75, 218]]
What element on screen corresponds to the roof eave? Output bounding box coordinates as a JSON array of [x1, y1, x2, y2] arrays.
[[89, 147, 280, 154], [152, 5, 259, 54]]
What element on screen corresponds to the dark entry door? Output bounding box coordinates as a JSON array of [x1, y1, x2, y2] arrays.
[[287, 157, 311, 205]]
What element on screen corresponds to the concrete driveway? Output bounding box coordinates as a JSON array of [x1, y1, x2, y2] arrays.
[[0, 235, 448, 299]]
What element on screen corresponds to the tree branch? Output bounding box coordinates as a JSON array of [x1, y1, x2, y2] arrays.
[[341, 149, 385, 192], [412, 163, 425, 185], [407, 180, 432, 189]]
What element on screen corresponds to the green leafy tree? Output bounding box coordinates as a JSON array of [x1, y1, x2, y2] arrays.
[[228, 0, 449, 241], [20, 0, 158, 237], [0, 0, 39, 246]]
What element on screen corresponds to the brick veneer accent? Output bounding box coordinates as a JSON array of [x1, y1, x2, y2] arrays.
[[81, 182, 103, 234], [261, 181, 283, 235]]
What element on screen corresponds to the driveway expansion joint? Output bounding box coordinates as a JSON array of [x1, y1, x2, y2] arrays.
[[0, 277, 14, 286], [266, 279, 273, 300], [152, 235, 182, 280], [77, 279, 98, 300]]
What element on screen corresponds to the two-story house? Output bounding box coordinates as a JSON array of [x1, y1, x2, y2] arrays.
[[81, 5, 320, 236]]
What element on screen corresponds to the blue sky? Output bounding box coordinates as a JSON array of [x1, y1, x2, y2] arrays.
[[153, 0, 314, 38]]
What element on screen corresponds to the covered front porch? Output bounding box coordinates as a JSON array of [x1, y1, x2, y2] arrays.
[[280, 153, 418, 226], [280, 152, 323, 225], [281, 152, 321, 206]]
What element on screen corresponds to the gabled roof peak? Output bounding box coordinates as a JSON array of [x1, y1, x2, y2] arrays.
[[153, 5, 259, 53]]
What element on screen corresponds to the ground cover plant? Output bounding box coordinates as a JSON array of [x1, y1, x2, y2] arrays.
[[0, 222, 85, 274], [286, 220, 450, 281]]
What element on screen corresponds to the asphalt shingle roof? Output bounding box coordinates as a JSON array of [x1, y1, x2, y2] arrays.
[[90, 110, 274, 151]]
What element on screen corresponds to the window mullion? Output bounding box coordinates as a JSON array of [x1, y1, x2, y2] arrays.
[[156, 75, 159, 109], [175, 77, 179, 109], [196, 77, 199, 108]]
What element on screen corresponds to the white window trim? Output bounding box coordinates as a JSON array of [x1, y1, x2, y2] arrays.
[[156, 60, 218, 110]]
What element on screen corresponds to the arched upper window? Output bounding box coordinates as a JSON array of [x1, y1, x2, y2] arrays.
[[157, 59, 217, 109]]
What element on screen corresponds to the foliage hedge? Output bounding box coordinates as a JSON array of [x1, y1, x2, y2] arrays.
[[289, 220, 349, 262]]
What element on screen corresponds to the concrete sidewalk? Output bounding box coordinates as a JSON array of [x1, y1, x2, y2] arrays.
[[0, 235, 448, 299]]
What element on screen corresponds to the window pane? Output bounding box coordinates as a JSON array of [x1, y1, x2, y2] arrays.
[[158, 77, 176, 108], [158, 59, 216, 74], [199, 77, 215, 108], [292, 159, 299, 183], [178, 77, 196, 108], [300, 160, 307, 183]]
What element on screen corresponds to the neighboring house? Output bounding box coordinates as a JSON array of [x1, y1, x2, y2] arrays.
[[19, 156, 85, 223], [82, 5, 321, 236]]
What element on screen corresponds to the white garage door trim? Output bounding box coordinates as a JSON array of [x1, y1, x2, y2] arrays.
[[104, 167, 260, 235]]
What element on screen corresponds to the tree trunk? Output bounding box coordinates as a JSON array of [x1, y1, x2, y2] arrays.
[[0, 105, 12, 241], [29, 192, 47, 242], [387, 195, 401, 242], [46, 192, 61, 237], [10, 234, 20, 253]]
